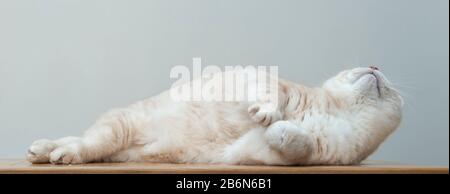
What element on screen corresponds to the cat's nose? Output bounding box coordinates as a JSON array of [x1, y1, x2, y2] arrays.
[[369, 66, 379, 71]]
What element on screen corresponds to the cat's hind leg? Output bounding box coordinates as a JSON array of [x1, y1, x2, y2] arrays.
[[52, 108, 145, 164], [27, 137, 81, 164], [27, 106, 147, 164]]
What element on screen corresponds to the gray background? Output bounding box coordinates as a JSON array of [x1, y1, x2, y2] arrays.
[[0, 0, 448, 166]]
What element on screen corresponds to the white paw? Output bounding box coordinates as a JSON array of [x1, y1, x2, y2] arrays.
[[49, 144, 83, 164], [27, 139, 58, 164], [264, 121, 312, 162], [248, 103, 282, 126], [265, 121, 301, 148]]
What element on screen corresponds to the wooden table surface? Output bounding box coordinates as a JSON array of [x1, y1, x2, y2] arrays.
[[0, 159, 447, 174]]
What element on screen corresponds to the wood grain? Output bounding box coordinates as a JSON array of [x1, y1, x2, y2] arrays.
[[0, 159, 447, 174]]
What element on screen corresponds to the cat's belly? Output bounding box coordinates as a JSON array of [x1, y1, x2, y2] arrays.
[[128, 93, 264, 163]]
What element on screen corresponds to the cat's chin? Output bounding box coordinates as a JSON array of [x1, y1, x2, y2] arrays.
[[356, 72, 383, 97]]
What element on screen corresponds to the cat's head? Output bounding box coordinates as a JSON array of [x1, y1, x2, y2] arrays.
[[323, 67, 402, 103], [322, 66, 403, 134]]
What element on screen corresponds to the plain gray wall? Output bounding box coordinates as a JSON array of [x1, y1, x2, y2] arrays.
[[0, 0, 448, 166]]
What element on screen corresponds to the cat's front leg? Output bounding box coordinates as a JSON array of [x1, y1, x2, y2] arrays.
[[248, 100, 283, 126], [246, 77, 295, 126], [247, 84, 289, 126], [264, 120, 313, 164]]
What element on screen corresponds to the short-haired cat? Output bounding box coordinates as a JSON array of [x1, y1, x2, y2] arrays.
[[27, 66, 402, 165]]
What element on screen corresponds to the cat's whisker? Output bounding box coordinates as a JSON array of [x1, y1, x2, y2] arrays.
[[391, 83, 420, 91], [387, 77, 420, 92], [389, 87, 419, 112]]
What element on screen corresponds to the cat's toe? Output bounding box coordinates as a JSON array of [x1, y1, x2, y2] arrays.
[[265, 121, 290, 147], [26, 139, 57, 164], [264, 121, 313, 162], [248, 104, 282, 126], [49, 145, 83, 165], [264, 121, 306, 148]]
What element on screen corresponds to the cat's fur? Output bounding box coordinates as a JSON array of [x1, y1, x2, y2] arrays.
[[27, 67, 403, 165]]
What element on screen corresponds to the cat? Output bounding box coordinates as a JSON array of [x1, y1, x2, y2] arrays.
[[26, 66, 403, 165]]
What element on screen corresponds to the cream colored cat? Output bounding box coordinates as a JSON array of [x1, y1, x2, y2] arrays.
[[26, 66, 402, 165]]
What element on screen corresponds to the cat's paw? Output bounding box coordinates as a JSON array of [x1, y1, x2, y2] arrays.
[[49, 144, 83, 164], [248, 103, 282, 126], [27, 139, 58, 164], [265, 121, 302, 148], [264, 121, 312, 162]]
